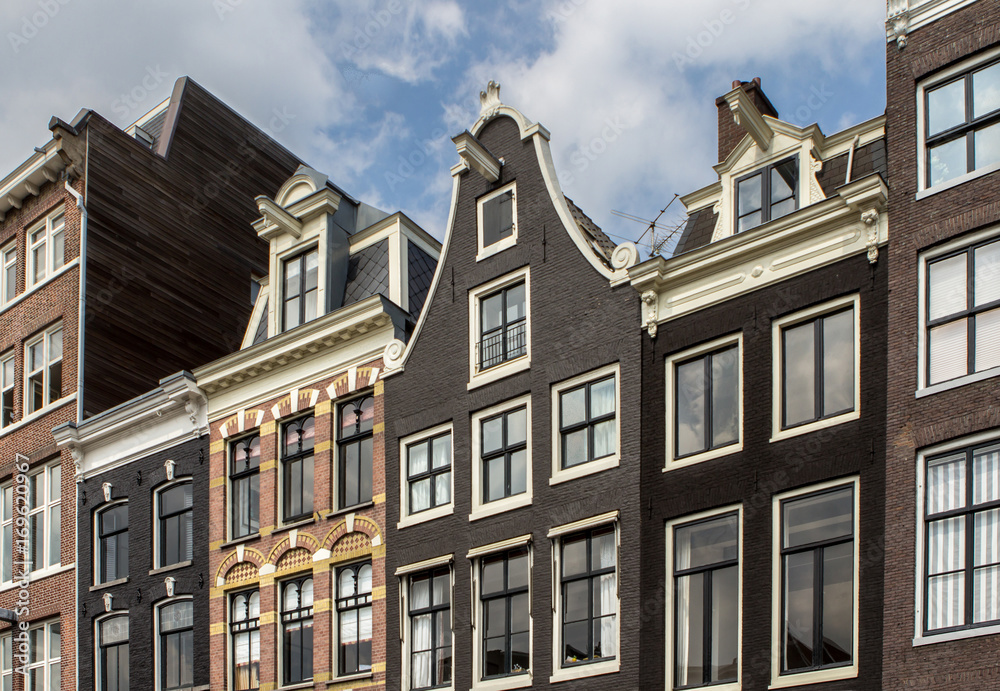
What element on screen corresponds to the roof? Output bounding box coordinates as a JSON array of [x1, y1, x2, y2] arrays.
[[673, 207, 719, 257], [343, 239, 390, 307], [564, 196, 616, 265]]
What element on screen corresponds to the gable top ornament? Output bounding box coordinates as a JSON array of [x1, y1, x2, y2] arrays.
[[480, 81, 503, 119]]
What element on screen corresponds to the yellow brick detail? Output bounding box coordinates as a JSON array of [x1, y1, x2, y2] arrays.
[[372, 493, 386, 505], [260, 683, 276, 691], [313, 672, 332, 683], [316, 400, 332, 415], [313, 598, 332, 613], [209, 540, 225, 551], [209, 476, 226, 489], [373, 422, 385, 434], [260, 575, 275, 588], [259, 611, 277, 625], [259, 525, 274, 537], [314, 440, 332, 454], [260, 420, 276, 436], [210, 623, 227, 636], [259, 459, 276, 473], [210, 439, 225, 454], [374, 380, 384, 395], [372, 585, 386, 601], [372, 661, 386, 673]]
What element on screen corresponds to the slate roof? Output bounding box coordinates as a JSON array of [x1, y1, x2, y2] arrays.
[[564, 196, 616, 265], [672, 207, 719, 257], [407, 241, 436, 320], [252, 299, 268, 345], [816, 138, 887, 197], [343, 239, 389, 307]]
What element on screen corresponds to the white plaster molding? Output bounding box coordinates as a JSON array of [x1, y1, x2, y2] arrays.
[[862, 209, 880, 263], [101, 482, 113, 502], [724, 86, 774, 151], [165, 458, 176, 482], [642, 290, 658, 338], [887, 0, 910, 48], [382, 338, 406, 372], [610, 242, 640, 286], [164, 576, 176, 598], [453, 131, 501, 182], [479, 80, 503, 118], [103, 592, 113, 613]]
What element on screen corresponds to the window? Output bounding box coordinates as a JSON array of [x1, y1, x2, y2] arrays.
[[1, 354, 14, 428], [27, 211, 64, 287], [668, 510, 740, 690], [282, 576, 314, 684], [477, 182, 517, 259], [469, 269, 531, 387], [281, 415, 315, 523], [921, 235, 1000, 388], [157, 482, 192, 568], [552, 365, 619, 482], [401, 424, 453, 526], [0, 484, 10, 584], [231, 590, 260, 691], [1, 633, 12, 691], [282, 248, 318, 331], [922, 56, 1000, 189], [667, 336, 741, 467], [337, 563, 373, 677], [230, 434, 260, 540], [471, 396, 531, 519], [1, 243, 15, 305], [773, 296, 859, 440], [921, 441, 1000, 635], [25, 325, 62, 415], [407, 567, 452, 689], [338, 396, 374, 509], [97, 616, 128, 691], [25, 620, 60, 691], [27, 463, 60, 572], [773, 481, 858, 685], [478, 548, 530, 681], [735, 157, 797, 232], [158, 600, 193, 690], [559, 527, 616, 667], [96, 502, 128, 583]]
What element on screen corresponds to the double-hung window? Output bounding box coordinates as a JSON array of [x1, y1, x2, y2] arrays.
[[922, 56, 1000, 189], [921, 441, 1000, 635], [402, 425, 453, 523], [735, 157, 797, 232], [338, 396, 374, 509], [157, 482, 192, 568], [668, 510, 740, 689], [281, 416, 314, 523], [774, 481, 858, 683], [25, 620, 60, 691], [27, 211, 64, 287], [479, 547, 530, 680], [1, 243, 15, 305], [25, 325, 62, 415], [231, 590, 260, 691], [1, 354, 14, 428], [408, 567, 452, 689], [158, 600, 193, 691], [28, 463, 60, 572], [282, 577, 314, 684], [97, 503, 128, 583], [559, 527, 616, 667], [97, 615, 128, 691], [337, 562, 373, 676], [479, 282, 526, 371], [230, 434, 260, 540], [282, 248, 318, 331], [477, 182, 517, 259], [553, 366, 618, 476], [472, 397, 531, 519], [922, 235, 1000, 388]]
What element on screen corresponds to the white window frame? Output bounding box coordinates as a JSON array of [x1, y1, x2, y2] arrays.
[[1, 242, 16, 305], [95, 612, 129, 691], [1, 352, 14, 429], [770, 477, 860, 688], [94, 499, 128, 586], [26, 210, 65, 288], [468, 268, 531, 389], [914, 427, 1000, 646], [470, 394, 532, 521], [24, 324, 64, 416], [26, 462, 61, 574], [332, 561, 370, 682], [550, 364, 621, 486], [398, 422, 455, 529], [24, 618, 60, 691], [228, 587, 261, 691], [397, 554, 455, 691], [468, 535, 533, 691], [665, 334, 743, 470], [228, 432, 261, 543], [280, 244, 320, 333], [153, 479, 193, 571], [477, 182, 518, 261], [665, 505, 742, 691], [0, 631, 11, 691], [916, 225, 1000, 396], [916, 44, 1000, 198], [548, 511, 620, 683], [154, 595, 194, 691], [770, 295, 860, 443], [0, 482, 11, 585]]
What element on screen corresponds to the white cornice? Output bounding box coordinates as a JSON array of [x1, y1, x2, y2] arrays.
[[453, 131, 501, 182], [0, 143, 68, 219], [886, 0, 978, 46], [724, 86, 774, 152], [681, 181, 723, 214], [253, 196, 303, 241]]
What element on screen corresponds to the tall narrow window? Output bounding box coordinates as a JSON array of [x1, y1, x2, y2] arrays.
[[338, 396, 374, 509], [28, 463, 60, 572], [97, 503, 128, 583], [282, 577, 314, 684], [157, 482, 192, 568], [1, 355, 14, 428], [672, 341, 740, 461], [1, 244, 15, 305], [406, 431, 452, 516], [0, 485, 11, 584], [25, 620, 59, 691], [479, 282, 526, 370], [561, 527, 616, 666], [558, 375, 616, 470], [1, 633, 12, 691], [480, 548, 530, 679], [231, 590, 260, 691], [780, 485, 855, 674], [481, 405, 527, 505], [158, 600, 193, 691], [337, 562, 373, 676], [409, 568, 451, 689], [480, 186, 516, 249], [27, 212, 64, 287], [736, 158, 797, 232], [671, 512, 739, 688], [98, 616, 128, 691], [282, 248, 319, 331], [25, 325, 62, 414], [282, 416, 315, 522], [230, 435, 260, 540]]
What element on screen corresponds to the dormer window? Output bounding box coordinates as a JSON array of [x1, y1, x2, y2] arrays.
[[283, 248, 318, 331], [477, 182, 517, 260], [736, 157, 797, 233]]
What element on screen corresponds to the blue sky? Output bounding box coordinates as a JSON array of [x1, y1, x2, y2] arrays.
[[0, 0, 888, 255]]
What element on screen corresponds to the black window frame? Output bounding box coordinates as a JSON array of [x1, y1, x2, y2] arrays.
[[406, 430, 452, 516], [157, 481, 192, 569], [924, 57, 1000, 188], [158, 599, 194, 691], [229, 434, 260, 540], [480, 405, 528, 505], [480, 186, 516, 248], [558, 374, 617, 470], [338, 395, 374, 510], [97, 615, 128, 691], [478, 281, 527, 371], [336, 562, 373, 677], [281, 576, 314, 685], [672, 344, 740, 459], [734, 156, 798, 233], [281, 415, 315, 523], [97, 502, 128, 584], [408, 567, 452, 690], [560, 526, 617, 667], [282, 247, 319, 332], [479, 547, 530, 679], [230, 589, 260, 691]]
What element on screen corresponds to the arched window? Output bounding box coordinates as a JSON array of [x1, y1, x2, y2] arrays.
[[230, 435, 260, 539], [231, 590, 260, 691], [281, 577, 313, 684], [337, 562, 373, 676], [281, 416, 315, 522], [338, 397, 374, 509], [96, 502, 128, 583], [157, 599, 193, 691]]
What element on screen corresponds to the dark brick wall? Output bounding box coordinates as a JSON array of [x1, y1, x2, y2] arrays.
[[884, 4, 1000, 689], [640, 253, 888, 691], [383, 115, 642, 690], [76, 436, 210, 691]]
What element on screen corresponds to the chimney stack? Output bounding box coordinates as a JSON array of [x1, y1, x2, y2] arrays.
[[716, 77, 779, 163]]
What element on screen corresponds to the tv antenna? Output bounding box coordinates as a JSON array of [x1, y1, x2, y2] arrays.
[[611, 194, 682, 257]]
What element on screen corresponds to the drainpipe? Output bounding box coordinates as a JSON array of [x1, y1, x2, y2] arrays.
[[845, 135, 860, 184]]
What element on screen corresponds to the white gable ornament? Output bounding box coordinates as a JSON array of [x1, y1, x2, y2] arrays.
[[479, 81, 503, 119], [165, 459, 176, 482], [101, 482, 113, 503]]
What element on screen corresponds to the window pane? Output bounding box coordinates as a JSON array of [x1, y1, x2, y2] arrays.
[[562, 429, 587, 468], [674, 514, 738, 571], [161, 602, 193, 632], [481, 556, 504, 595], [738, 210, 761, 233], [590, 377, 615, 418], [929, 319, 968, 384], [48, 505, 59, 566], [975, 240, 1000, 306], [561, 387, 585, 428], [304, 251, 318, 291], [975, 307, 1000, 372], [974, 564, 1000, 623], [481, 293, 503, 333], [783, 487, 853, 549], [928, 516, 966, 575], [975, 62, 1000, 117], [823, 310, 855, 416], [928, 78, 966, 136], [974, 445, 1000, 505], [284, 258, 300, 295], [930, 137, 968, 187], [509, 450, 527, 496], [738, 174, 761, 216], [928, 454, 967, 514], [711, 348, 739, 448], [674, 572, 704, 686], [432, 435, 451, 469], [783, 321, 816, 427], [821, 542, 854, 665], [711, 566, 739, 683], [783, 550, 814, 671], [975, 121, 1000, 171], [508, 551, 529, 589], [410, 478, 430, 513], [928, 572, 965, 630], [408, 441, 428, 477], [676, 358, 706, 456], [592, 420, 615, 460], [482, 416, 503, 455], [49, 465, 60, 503], [506, 283, 525, 322], [975, 508, 1000, 567], [435, 472, 451, 506], [506, 408, 526, 447], [593, 529, 615, 570], [563, 535, 587, 577], [485, 457, 504, 502], [771, 159, 797, 204]]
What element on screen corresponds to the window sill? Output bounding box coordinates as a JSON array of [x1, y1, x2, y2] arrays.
[[476, 235, 517, 262], [549, 658, 618, 683], [0, 562, 75, 592], [914, 622, 1000, 646], [219, 533, 260, 551], [0, 394, 77, 438], [273, 515, 316, 535], [90, 576, 129, 592], [917, 366, 1000, 398], [770, 409, 859, 444], [278, 682, 318, 691], [0, 258, 79, 318], [468, 356, 530, 391], [329, 672, 373, 685], [916, 160, 1000, 200], [324, 501, 374, 519], [398, 503, 454, 529], [664, 442, 742, 472], [470, 493, 531, 522], [550, 454, 619, 486], [769, 664, 856, 689], [472, 673, 532, 691], [150, 560, 192, 577]]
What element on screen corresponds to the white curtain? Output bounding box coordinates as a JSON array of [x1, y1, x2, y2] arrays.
[[411, 614, 431, 688], [674, 534, 692, 686]]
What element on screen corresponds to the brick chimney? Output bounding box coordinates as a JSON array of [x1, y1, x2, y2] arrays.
[[716, 78, 779, 163]]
